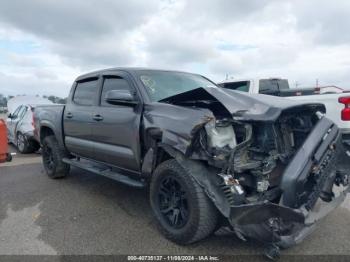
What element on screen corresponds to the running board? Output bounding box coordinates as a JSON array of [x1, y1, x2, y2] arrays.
[[62, 158, 146, 188]]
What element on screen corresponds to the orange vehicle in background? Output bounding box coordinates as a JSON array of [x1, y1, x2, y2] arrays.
[[0, 119, 12, 163]]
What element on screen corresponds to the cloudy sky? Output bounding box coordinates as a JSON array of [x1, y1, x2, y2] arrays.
[[0, 0, 350, 97]]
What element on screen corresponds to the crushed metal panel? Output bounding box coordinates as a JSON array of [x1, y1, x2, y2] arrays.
[[143, 102, 214, 155]]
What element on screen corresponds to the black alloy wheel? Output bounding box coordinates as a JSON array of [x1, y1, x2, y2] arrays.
[[157, 176, 189, 229], [150, 159, 219, 245]]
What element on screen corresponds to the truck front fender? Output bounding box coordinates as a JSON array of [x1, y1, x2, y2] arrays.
[[160, 144, 232, 218]]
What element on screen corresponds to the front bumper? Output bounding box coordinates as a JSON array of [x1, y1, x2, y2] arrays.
[[228, 117, 350, 248], [229, 185, 349, 249]]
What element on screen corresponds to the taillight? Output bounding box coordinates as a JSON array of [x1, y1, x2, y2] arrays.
[[32, 115, 35, 127], [338, 96, 350, 121], [32, 112, 38, 137], [31, 109, 35, 128]]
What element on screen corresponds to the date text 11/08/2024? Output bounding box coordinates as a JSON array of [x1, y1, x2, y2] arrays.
[[127, 256, 219, 261]]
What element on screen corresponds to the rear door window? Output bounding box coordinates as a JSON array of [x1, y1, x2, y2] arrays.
[[259, 79, 278, 93], [73, 79, 98, 106], [259, 79, 289, 94]]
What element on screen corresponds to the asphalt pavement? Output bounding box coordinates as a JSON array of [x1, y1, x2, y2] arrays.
[[0, 144, 349, 258]]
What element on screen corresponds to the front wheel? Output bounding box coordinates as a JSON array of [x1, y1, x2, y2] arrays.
[[42, 135, 70, 178], [150, 159, 219, 245]]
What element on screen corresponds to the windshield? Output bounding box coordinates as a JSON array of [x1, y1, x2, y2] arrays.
[[137, 71, 217, 102]]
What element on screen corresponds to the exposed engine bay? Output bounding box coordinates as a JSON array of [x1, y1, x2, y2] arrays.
[[200, 108, 320, 205]]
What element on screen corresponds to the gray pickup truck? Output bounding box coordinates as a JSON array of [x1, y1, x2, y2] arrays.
[[34, 68, 349, 258]]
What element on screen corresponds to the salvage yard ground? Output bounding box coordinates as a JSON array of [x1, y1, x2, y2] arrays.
[[0, 114, 349, 257]]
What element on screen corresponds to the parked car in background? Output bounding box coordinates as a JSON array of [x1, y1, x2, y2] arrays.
[[7, 96, 52, 153], [34, 68, 349, 258], [0, 106, 8, 114], [217, 78, 350, 138]]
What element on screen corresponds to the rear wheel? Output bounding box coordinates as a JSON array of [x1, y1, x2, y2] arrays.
[[31, 142, 40, 153], [16, 132, 35, 154], [5, 153, 12, 162], [42, 135, 70, 178], [150, 159, 219, 245]]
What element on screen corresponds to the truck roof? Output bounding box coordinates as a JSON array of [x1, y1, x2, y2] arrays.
[[76, 67, 201, 82]]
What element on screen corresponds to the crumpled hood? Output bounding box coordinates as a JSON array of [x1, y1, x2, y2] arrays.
[[160, 87, 326, 121]]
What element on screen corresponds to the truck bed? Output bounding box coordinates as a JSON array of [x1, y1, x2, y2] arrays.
[[33, 104, 66, 149], [276, 88, 319, 97]]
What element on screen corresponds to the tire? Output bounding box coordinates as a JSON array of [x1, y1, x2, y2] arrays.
[[31, 141, 40, 153], [150, 159, 219, 245], [16, 132, 35, 154], [42, 135, 70, 178], [6, 153, 12, 162]]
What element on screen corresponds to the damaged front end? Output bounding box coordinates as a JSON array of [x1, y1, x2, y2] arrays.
[[226, 117, 349, 250], [144, 87, 350, 254]]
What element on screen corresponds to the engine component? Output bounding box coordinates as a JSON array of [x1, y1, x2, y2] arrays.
[[218, 173, 245, 205], [205, 120, 237, 149], [257, 179, 270, 192], [335, 171, 349, 187]]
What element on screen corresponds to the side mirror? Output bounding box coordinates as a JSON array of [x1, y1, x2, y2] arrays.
[[7, 113, 13, 119], [105, 90, 137, 106]]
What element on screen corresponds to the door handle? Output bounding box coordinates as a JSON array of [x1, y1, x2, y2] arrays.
[[66, 112, 73, 119], [93, 114, 104, 121]]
